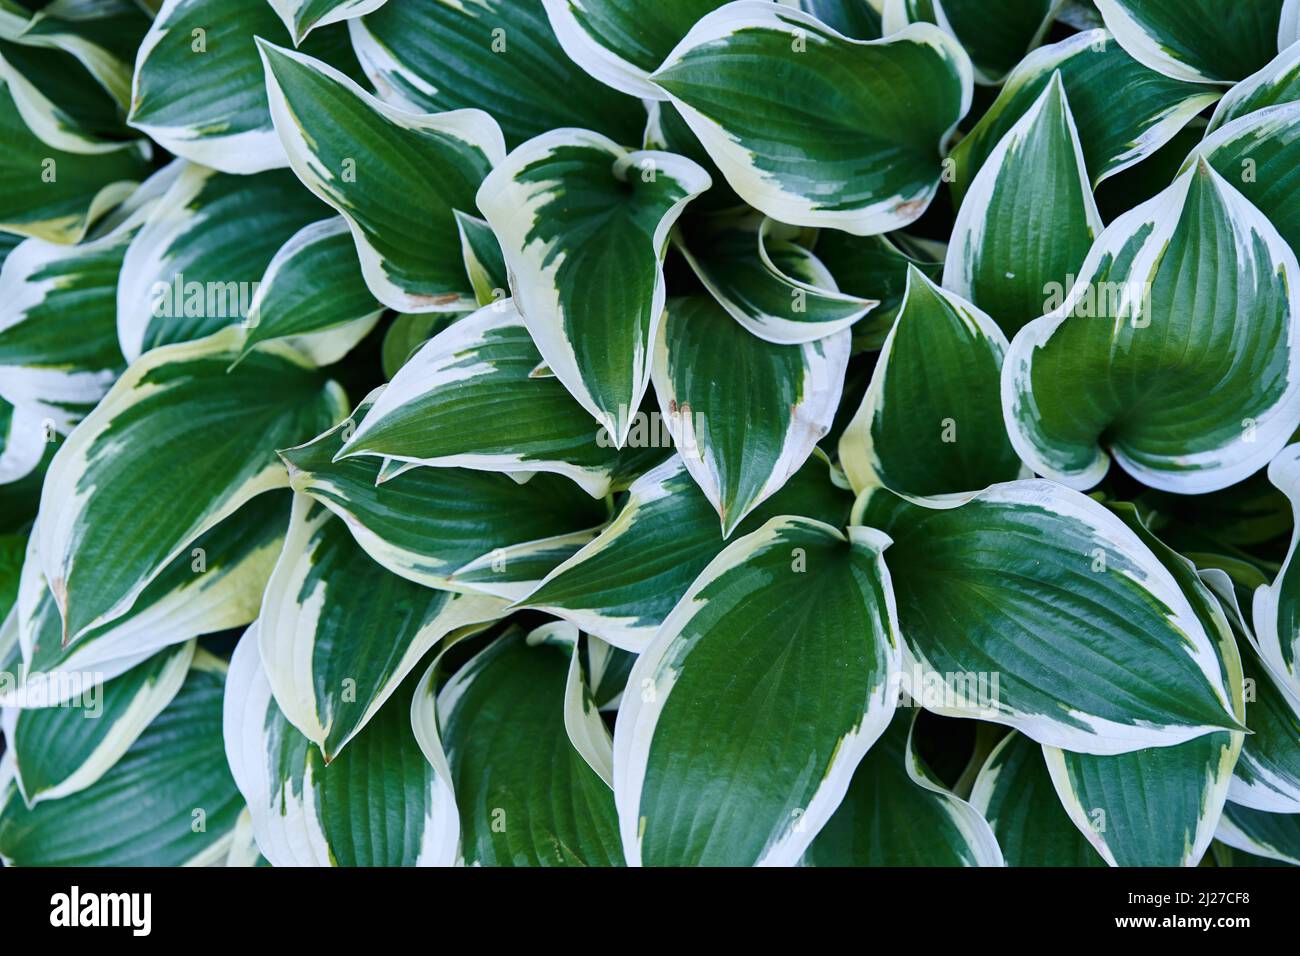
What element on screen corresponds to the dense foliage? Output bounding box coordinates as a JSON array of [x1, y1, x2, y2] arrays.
[[1, 0, 1299, 868]]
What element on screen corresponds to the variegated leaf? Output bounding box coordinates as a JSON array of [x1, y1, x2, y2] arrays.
[[0, 399, 47, 485], [351, 0, 642, 148], [129, 0, 291, 172], [282, 391, 607, 598], [428, 623, 624, 865], [614, 516, 901, 866], [268, 0, 388, 45], [257, 495, 506, 761], [1215, 801, 1300, 866], [339, 302, 621, 497], [651, 295, 848, 535], [116, 162, 328, 362], [0, 65, 149, 243], [540, 0, 737, 100], [477, 129, 709, 442], [239, 217, 383, 366], [1254, 444, 1300, 700], [0, 161, 182, 429], [2, 639, 194, 806], [1003, 160, 1300, 494], [651, 3, 972, 234], [675, 221, 876, 345], [13, 492, 288, 688], [453, 210, 506, 309], [0, 651, 241, 866], [839, 267, 1021, 496], [36, 326, 346, 643], [945, 72, 1103, 338], [1040, 503, 1245, 867], [224, 625, 449, 866], [804, 711, 1004, 866], [522, 452, 852, 651], [1096, 0, 1285, 84], [949, 29, 1220, 206], [855, 481, 1243, 754], [259, 38, 505, 313], [1208, 40, 1300, 132], [1189, 101, 1300, 257], [970, 731, 1106, 866]]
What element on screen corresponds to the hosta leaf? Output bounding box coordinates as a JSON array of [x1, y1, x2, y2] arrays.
[[0, 161, 181, 430], [970, 731, 1106, 866], [13, 0, 151, 110], [282, 391, 607, 597], [0, 651, 241, 866], [1231, 638, 1300, 813], [257, 496, 506, 761], [541, 0, 735, 100], [804, 712, 1003, 866], [642, 98, 743, 214], [116, 163, 327, 362], [0, 32, 134, 150], [3, 639, 194, 805], [430, 624, 624, 866], [1040, 503, 1245, 867], [523, 452, 852, 651], [268, 0, 388, 45], [651, 4, 972, 234], [238, 217, 383, 365], [1254, 444, 1300, 698], [1003, 160, 1300, 494], [675, 221, 876, 345], [613, 516, 901, 866], [0, 399, 46, 484], [477, 129, 709, 442], [1208, 41, 1300, 133], [884, 0, 1059, 85], [15, 491, 288, 686], [945, 73, 1103, 338], [855, 481, 1243, 754], [225, 626, 448, 866], [1096, 0, 1285, 84], [128, 0, 292, 172], [811, 230, 944, 352], [949, 29, 1220, 206], [1215, 802, 1300, 866], [1190, 102, 1300, 256], [259, 39, 504, 313], [454, 210, 506, 309], [0, 71, 148, 244], [339, 302, 621, 497], [838, 267, 1021, 497], [351, 0, 642, 149], [36, 326, 346, 643], [652, 295, 849, 535]]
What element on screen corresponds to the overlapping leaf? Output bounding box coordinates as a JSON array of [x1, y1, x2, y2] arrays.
[[259, 39, 505, 312], [650, 3, 972, 234], [651, 295, 849, 535]]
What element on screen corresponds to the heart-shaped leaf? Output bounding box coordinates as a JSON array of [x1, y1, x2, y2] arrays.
[[1003, 160, 1300, 494]]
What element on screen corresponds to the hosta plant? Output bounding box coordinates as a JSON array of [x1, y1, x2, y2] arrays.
[[1, 0, 1299, 869]]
